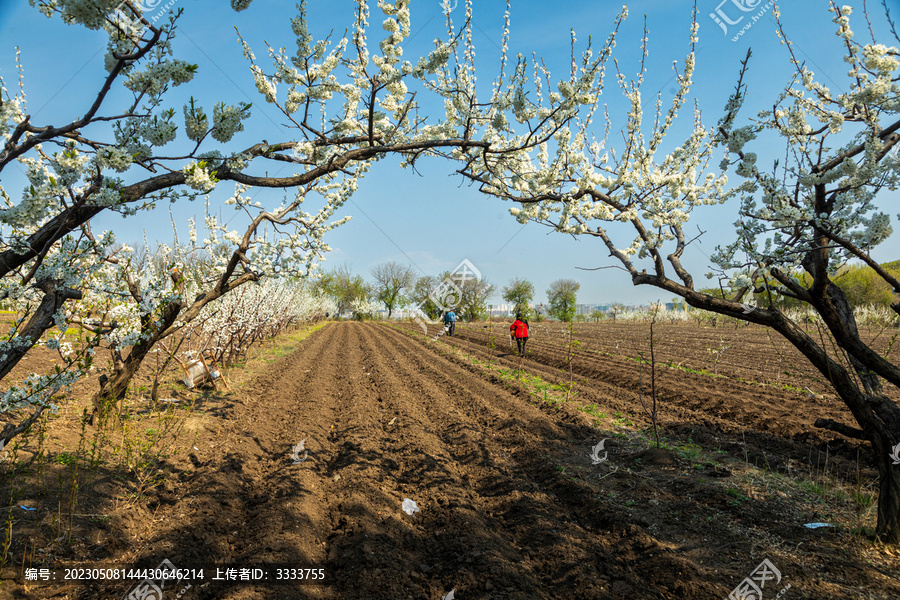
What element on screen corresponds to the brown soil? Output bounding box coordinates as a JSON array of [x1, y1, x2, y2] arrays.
[[3, 321, 899, 599], [441, 321, 885, 459]]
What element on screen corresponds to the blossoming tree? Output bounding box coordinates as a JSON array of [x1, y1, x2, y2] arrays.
[[452, 2, 900, 542], [0, 0, 615, 438]]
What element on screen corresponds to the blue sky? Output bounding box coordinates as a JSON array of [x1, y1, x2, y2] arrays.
[[0, 0, 898, 306]]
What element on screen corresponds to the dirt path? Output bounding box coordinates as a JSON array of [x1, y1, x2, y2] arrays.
[[49, 322, 900, 600]]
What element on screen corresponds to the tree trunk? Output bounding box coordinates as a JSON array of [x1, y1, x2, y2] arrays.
[[634, 272, 900, 542], [875, 437, 900, 544], [92, 332, 161, 423], [91, 298, 182, 425], [90, 270, 258, 425], [772, 311, 900, 543], [0, 279, 82, 381], [801, 241, 900, 542]]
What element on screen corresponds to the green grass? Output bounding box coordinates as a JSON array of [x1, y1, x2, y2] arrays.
[[579, 404, 608, 419], [56, 452, 79, 466], [674, 440, 702, 462], [851, 490, 875, 509], [801, 480, 826, 496], [726, 488, 750, 506]]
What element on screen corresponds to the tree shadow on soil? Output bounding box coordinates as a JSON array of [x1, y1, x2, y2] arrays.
[[8, 395, 898, 599]]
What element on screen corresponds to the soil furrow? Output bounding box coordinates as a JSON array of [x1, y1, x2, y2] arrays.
[[391, 322, 869, 480], [69, 321, 898, 600], [363, 324, 729, 598], [430, 324, 861, 446]]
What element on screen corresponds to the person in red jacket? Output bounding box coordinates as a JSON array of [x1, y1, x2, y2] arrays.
[[510, 313, 529, 356]]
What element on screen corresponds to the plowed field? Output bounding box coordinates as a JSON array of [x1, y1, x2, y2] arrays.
[[8, 321, 900, 600], [432, 320, 895, 449]]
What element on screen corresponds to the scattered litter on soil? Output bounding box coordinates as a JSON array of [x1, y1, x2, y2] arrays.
[[401, 498, 420, 516]]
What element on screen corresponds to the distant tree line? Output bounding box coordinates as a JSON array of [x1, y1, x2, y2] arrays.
[[318, 260, 900, 322], [315, 263, 584, 322]]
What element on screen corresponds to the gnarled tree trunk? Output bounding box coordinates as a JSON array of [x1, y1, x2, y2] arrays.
[[90, 269, 260, 425], [629, 265, 900, 543], [90, 294, 182, 425]]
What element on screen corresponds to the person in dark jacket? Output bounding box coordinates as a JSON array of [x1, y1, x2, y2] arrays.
[[510, 312, 529, 355], [443, 309, 457, 336]]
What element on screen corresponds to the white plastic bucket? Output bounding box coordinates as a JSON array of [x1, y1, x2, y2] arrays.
[[183, 359, 209, 388]]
